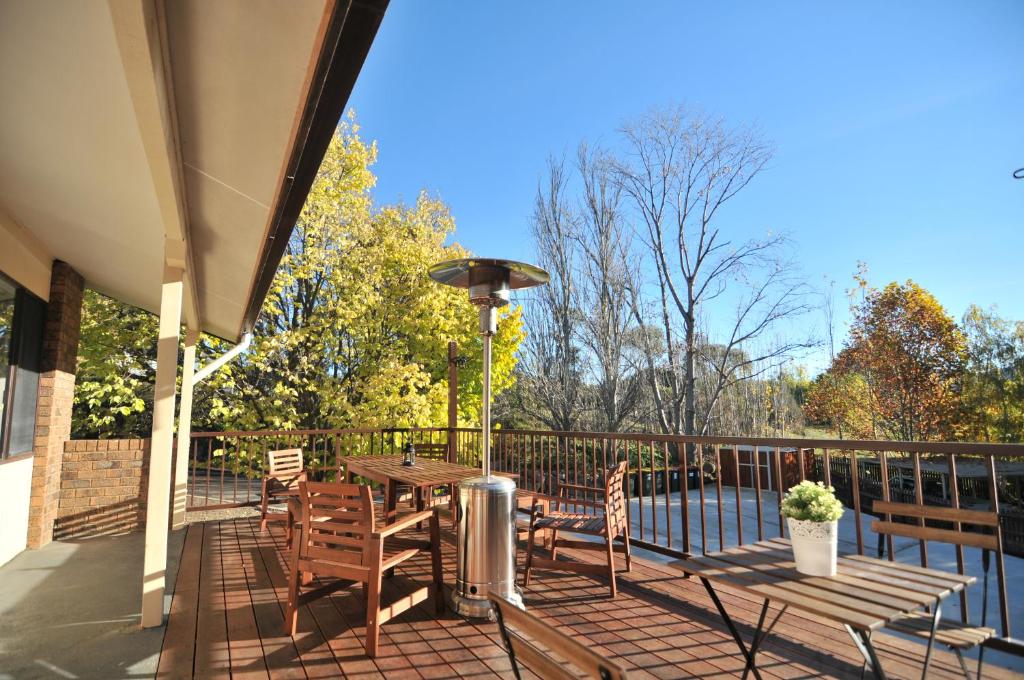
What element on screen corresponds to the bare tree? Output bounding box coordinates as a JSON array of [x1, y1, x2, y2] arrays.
[[612, 106, 815, 442], [574, 144, 643, 431], [520, 156, 585, 431]]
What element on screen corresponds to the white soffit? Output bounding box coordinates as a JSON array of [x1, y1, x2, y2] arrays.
[[165, 0, 330, 340], [0, 1, 165, 312], [0, 0, 331, 341]]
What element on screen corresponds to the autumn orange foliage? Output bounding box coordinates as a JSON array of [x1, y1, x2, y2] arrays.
[[806, 280, 967, 441]]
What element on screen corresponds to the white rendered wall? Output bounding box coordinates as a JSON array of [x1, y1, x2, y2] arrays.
[[0, 456, 33, 567]]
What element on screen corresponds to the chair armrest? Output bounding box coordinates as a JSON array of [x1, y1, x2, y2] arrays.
[[373, 509, 436, 539], [558, 482, 604, 495]]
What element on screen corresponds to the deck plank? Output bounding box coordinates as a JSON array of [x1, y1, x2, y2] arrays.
[[193, 522, 232, 679], [158, 515, 1022, 680], [220, 520, 271, 679], [157, 522, 204, 679]]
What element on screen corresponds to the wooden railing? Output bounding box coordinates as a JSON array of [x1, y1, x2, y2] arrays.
[[188, 427, 1024, 641]]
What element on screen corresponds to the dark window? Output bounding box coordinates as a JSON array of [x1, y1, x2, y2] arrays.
[[0, 274, 46, 458]]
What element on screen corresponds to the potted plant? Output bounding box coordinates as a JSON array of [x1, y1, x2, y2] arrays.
[[781, 481, 845, 576]]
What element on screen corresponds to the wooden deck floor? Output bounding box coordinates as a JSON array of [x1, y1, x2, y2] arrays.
[[157, 516, 1020, 679]]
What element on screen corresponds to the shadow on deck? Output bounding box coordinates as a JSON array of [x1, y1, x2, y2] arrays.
[[156, 515, 1023, 680]]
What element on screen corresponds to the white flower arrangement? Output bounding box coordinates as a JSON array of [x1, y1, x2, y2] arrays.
[[781, 481, 844, 523]]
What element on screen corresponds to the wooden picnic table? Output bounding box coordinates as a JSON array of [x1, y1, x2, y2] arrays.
[[670, 537, 975, 680]]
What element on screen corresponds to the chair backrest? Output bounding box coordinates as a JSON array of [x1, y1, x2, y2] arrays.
[[605, 461, 629, 539], [871, 500, 1001, 552], [413, 442, 448, 461], [297, 482, 375, 567], [268, 448, 304, 478], [489, 594, 629, 680]]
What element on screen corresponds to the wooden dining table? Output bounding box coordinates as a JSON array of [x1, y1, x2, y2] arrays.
[[670, 537, 975, 680], [342, 454, 504, 525]]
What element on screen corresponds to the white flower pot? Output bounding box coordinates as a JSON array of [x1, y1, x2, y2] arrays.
[[787, 518, 838, 576]]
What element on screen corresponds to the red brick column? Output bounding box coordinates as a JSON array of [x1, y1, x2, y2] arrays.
[[27, 261, 84, 549]]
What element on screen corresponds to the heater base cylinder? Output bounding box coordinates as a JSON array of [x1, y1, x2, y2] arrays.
[[451, 475, 523, 618]]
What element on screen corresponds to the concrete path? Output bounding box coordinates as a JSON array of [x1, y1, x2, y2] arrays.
[[0, 529, 185, 679]]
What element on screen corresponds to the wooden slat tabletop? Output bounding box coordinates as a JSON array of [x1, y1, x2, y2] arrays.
[[343, 454, 489, 488], [670, 538, 975, 631]]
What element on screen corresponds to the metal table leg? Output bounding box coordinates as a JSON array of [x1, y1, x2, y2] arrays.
[[700, 577, 785, 680], [844, 625, 888, 680]]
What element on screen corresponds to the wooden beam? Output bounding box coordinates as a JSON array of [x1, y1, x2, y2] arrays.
[[108, 0, 200, 330]]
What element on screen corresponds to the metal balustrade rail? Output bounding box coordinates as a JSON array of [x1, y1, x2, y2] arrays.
[[189, 427, 1024, 641]]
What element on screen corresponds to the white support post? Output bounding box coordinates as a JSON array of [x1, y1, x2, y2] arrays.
[[172, 328, 198, 530], [141, 265, 183, 628]]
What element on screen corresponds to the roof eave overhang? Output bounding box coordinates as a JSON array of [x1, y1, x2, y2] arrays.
[[238, 0, 388, 342]]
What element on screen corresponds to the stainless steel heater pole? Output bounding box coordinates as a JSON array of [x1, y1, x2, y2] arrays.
[[428, 258, 549, 619], [479, 306, 495, 478]]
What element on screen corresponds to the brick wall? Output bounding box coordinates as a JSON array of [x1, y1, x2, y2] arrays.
[[54, 439, 151, 540], [28, 261, 84, 548]]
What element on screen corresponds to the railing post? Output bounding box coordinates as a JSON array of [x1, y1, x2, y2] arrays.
[[447, 341, 458, 463]]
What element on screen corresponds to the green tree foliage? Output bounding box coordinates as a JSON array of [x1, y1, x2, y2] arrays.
[[72, 115, 523, 436], [73, 290, 158, 437], [959, 305, 1024, 442]]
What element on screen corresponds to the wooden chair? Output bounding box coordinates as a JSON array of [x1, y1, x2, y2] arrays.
[[524, 460, 631, 598], [284, 481, 443, 657], [489, 593, 629, 680], [871, 500, 1005, 680], [409, 441, 451, 509], [260, 449, 306, 534]]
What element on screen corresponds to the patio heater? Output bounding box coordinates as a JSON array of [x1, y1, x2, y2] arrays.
[[428, 258, 549, 618]]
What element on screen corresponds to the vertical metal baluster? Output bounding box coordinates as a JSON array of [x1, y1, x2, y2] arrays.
[[573, 436, 580, 514], [947, 453, 969, 623], [679, 440, 690, 554], [798, 447, 806, 482], [879, 451, 894, 559], [189, 436, 198, 510], [733, 445, 743, 546], [715, 445, 725, 550], [849, 449, 864, 555], [663, 441, 672, 550], [532, 433, 538, 490], [637, 440, 645, 542], [753, 446, 764, 542], [697, 443, 707, 554], [912, 451, 928, 567], [985, 454, 1010, 637], [232, 436, 240, 504], [773, 447, 785, 538], [205, 437, 213, 507], [623, 440, 633, 540], [649, 440, 658, 542]]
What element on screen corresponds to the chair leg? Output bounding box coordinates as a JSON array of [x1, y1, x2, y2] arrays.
[[623, 531, 632, 573], [429, 513, 445, 614], [365, 540, 384, 658], [283, 542, 301, 636], [259, 480, 270, 533], [550, 529, 559, 561], [605, 536, 617, 598], [524, 522, 537, 586]]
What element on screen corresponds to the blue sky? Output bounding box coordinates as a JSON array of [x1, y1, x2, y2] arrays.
[[347, 1, 1024, 373]]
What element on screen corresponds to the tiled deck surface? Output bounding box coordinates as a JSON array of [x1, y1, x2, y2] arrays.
[[157, 517, 1021, 679]]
